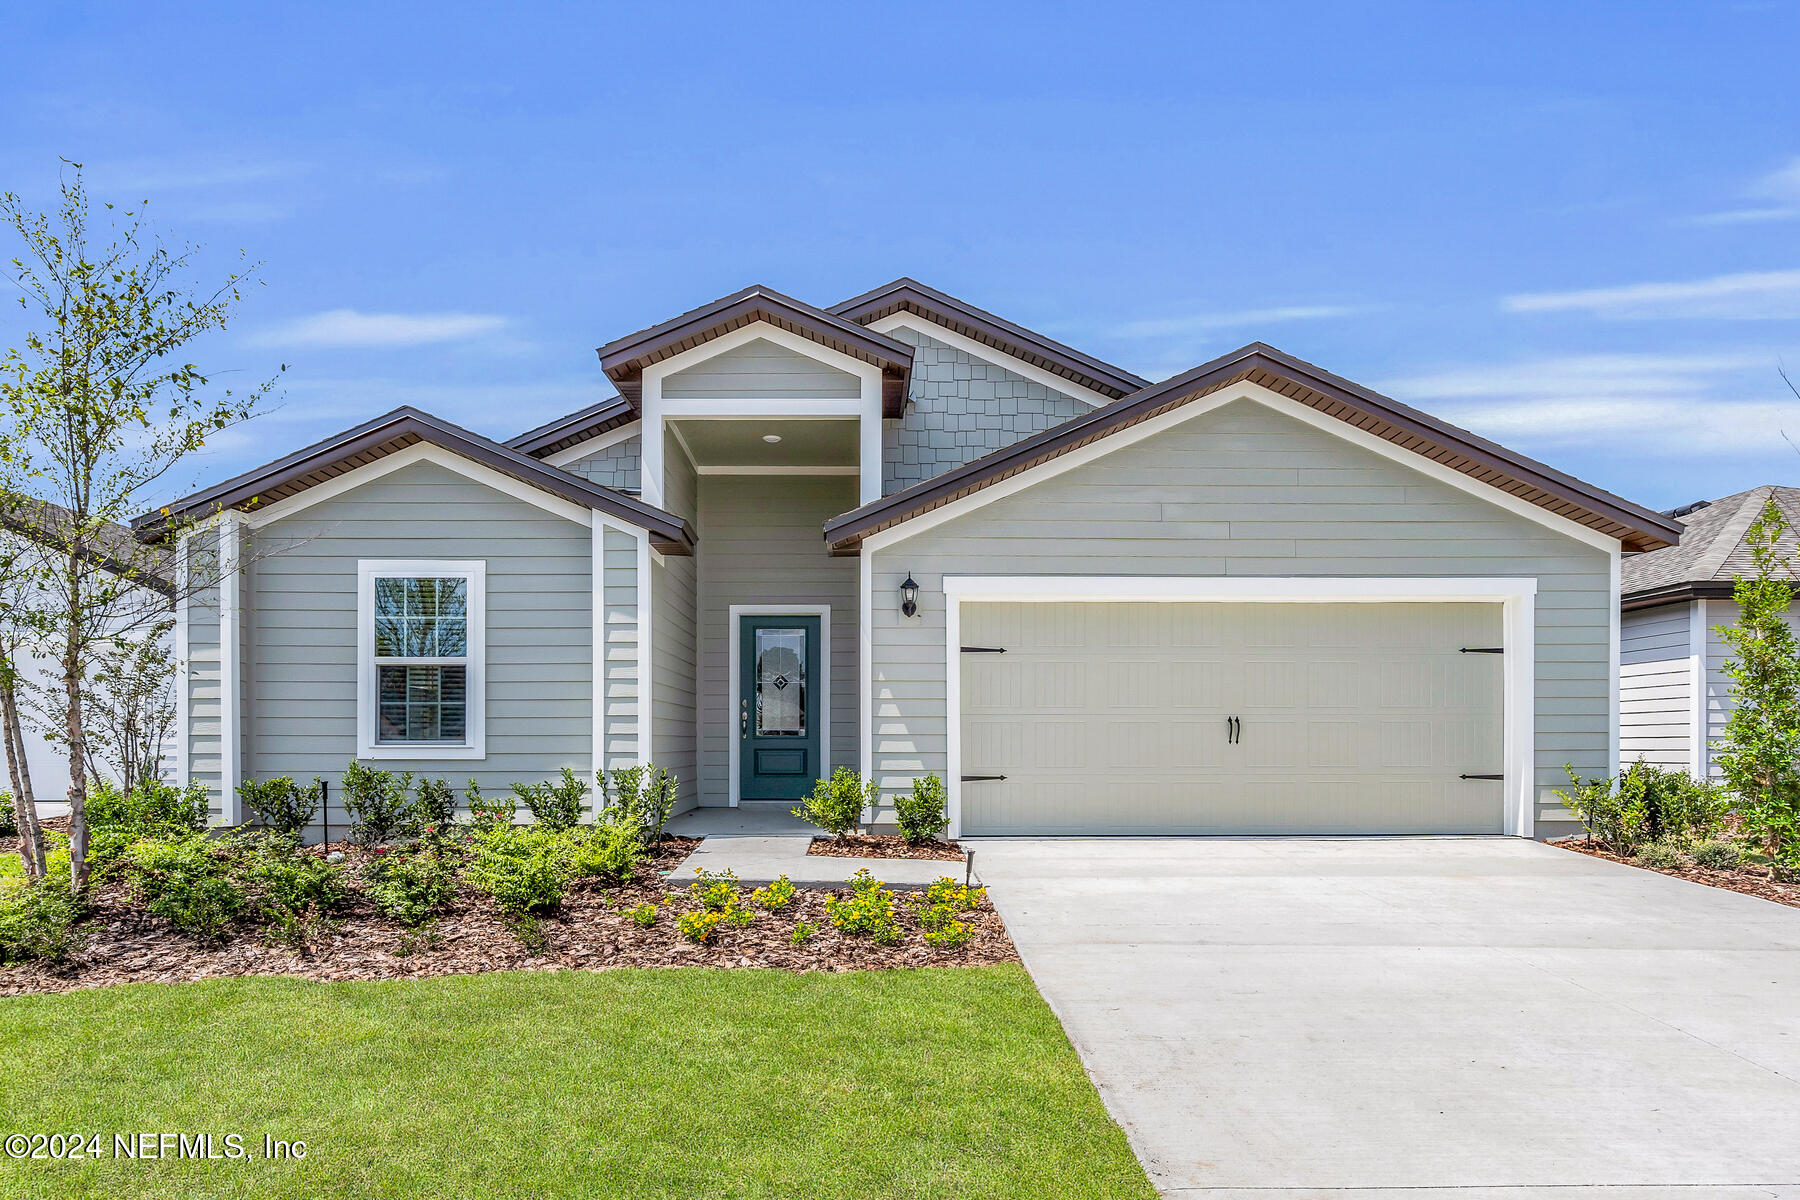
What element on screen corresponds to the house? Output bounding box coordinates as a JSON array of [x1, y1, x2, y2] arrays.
[[1619, 485, 1799, 779], [132, 279, 1680, 840]]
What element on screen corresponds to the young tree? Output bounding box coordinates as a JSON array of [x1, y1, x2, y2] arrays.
[[1714, 498, 1800, 861], [0, 164, 280, 894]]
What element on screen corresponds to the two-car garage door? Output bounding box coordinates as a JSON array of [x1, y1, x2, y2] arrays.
[[958, 602, 1505, 836]]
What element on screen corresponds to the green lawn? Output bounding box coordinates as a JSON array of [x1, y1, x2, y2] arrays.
[[0, 965, 1153, 1199]]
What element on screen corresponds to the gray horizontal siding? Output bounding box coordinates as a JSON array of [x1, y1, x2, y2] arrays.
[[1703, 599, 1800, 781], [653, 431, 698, 813], [245, 460, 593, 838], [602, 527, 640, 775], [869, 397, 1612, 836], [663, 337, 858, 399], [1619, 603, 1692, 771], [695, 474, 860, 806], [182, 530, 225, 821]]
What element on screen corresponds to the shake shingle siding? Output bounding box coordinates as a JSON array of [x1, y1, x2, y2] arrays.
[[564, 435, 641, 493]]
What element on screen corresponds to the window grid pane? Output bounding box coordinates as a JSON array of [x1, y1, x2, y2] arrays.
[[373, 572, 471, 745]]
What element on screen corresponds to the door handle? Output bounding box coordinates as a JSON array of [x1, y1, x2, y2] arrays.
[[740, 699, 748, 738], [1226, 716, 1241, 744]]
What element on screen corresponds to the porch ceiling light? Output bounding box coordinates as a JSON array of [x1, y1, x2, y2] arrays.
[[762, 433, 782, 443], [900, 573, 919, 618]]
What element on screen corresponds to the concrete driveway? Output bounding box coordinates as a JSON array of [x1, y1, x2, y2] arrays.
[[974, 838, 1800, 1198]]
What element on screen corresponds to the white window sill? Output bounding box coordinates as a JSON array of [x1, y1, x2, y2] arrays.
[[359, 743, 487, 761]]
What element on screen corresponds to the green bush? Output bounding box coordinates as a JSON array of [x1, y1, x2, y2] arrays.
[[790, 920, 817, 946], [467, 828, 570, 916], [1690, 839, 1743, 871], [0, 793, 16, 838], [626, 901, 658, 928], [750, 874, 795, 911], [414, 778, 458, 830], [794, 767, 876, 839], [362, 851, 458, 926], [825, 868, 900, 943], [1634, 841, 1687, 871], [895, 774, 949, 844], [243, 844, 348, 917], [923, 919, 973, 949], [239, 777, 322, 837], [465, 780, 515, 832], [924, 877, 985, 911], [0, 880, 82, 963], [123, 834, 245, 941], [1556, 762, 1729, 852], [88, 777, 208, 835], [566, 821, 642, 881], [677, 909, 723, 943], [512, 767, 587, 832], [689, 867, 740, 913], [340, 762, 415, 846], [602, 764, 678, 847]]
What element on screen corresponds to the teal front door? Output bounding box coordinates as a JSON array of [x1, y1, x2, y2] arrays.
[[738, 615, 822, 800]]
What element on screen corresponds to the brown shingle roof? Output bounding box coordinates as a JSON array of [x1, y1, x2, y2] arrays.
[[1621, 485, 1800, 609]]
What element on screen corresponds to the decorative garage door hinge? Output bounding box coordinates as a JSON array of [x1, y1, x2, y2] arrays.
[[960, 775, 1007, 782], [960, 646, 1006, 653], [1459, 773, 1504, 780], [1459, 646, 1504, 654]]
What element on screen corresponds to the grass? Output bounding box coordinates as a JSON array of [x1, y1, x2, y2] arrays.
[[0, 965, 1153, 1199]]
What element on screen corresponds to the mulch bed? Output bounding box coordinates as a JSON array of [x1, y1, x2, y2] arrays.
[[1558, 839, 1800, 910], [0, 836, 1016, 996], [807, 835, 966, 862]]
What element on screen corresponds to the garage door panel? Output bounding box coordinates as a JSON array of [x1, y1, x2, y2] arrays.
[[960, 601, 1504, 836]]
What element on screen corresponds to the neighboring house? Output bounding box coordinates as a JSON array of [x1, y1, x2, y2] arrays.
[[0, 504, 176, 807], [133, 279, 1679, 840], [1619, 485, 1799, 778]]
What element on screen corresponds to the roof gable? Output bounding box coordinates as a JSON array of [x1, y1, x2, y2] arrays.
[[824, 342, 1680, 555], [135, 408, 693, 554], [597, 285, 912, 417], [1621, 484, 1800, 607], [829, 277, 1149, 400]]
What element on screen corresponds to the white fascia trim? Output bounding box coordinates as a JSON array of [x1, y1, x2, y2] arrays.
[[1690, 597, 1708, 779], [173, 533, 191, 789], [542, 420, 641, 469], [865, 314, 1115, 409], [218, 514, 242, 824], [864, 382, 1621, 557], [940, 574, 1539, 839], [245, 442, 603, 532], [637, 531, 653, 768], [355, 559, 488, 762], [694, 465, 860, 476], [727, 604, 832, 807]]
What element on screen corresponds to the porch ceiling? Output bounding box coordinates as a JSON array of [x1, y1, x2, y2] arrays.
[[672, 418, 859, 468]]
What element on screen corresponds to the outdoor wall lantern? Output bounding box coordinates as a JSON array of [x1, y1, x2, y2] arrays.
[[900, 574, 919, 618]]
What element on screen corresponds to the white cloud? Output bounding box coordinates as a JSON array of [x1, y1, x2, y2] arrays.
[[1690, 156, 1800, 225], [249, 309, 513, 349], [1109, 304, 1368, 339], [111, 160, 310, 192], [1502, 269, 1800, 320], [1380, 351, 1800, 456]]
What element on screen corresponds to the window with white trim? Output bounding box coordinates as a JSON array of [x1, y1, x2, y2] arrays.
[[358, 561, 486, 759]]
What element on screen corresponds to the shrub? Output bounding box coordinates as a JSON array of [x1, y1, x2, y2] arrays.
[[123, 834, 245, 941], [0, 793, 16, 838], [244, 845, 348, 917], [790, 920, 817, 946], [566, 821, 643, 881], [239, 777, 322, 837], [626, 902, 658, 928], [925, 877, 986, 911], [895, 774, 949, 844], [465, 780, 515, 832], [512, 767, 587, 832], [1635, 841, 1687, 871], [825, 868, 900, 942], [363, 851, 458, 926], [794, 767, 876, 839], [689, 867, 740, 913], [88, 777, 209, 835], [1556, 762, 1729, 852], [602, 764, 678, 847], [917, 902, 960, 932], [677, 909, 724, 943], [340, 762, 415, 846], [1690, 839, 1743, 871], [467, 828, 569, 916], [923, 919, 972, 949], [414, 778, 458, 829], [0, 880, 82, 963], [750, 875, 795, 911]]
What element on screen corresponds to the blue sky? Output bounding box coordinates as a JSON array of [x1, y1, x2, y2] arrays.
[[4, 1, 1799, 512]]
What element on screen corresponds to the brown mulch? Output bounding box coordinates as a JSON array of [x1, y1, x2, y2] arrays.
[[0, 837, 1016, 996], [807, 835, 966, 862], [1558, 839, 1800, 909]]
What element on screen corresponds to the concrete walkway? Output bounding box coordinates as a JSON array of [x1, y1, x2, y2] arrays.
[[975, 837, 1800, 1199], [661, 803, 975, 889]]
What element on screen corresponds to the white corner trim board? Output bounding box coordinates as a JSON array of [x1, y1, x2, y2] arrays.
[[355, 559, 488, 762], [218, 513, 243, 824], [937, 575, 1539, 841], [173, 532, 191, 790], [726, 604, 832, 808], [862, 382, 1619, 557], [637, 531, 653, 769], [591, 521, 608, 805], [864, 313, 1118, 409], [1689, 597, 1708, 779]]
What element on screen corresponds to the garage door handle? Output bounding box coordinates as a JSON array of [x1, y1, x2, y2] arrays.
[[1226, 716, 1240, 744], [1459, 773, 1503, 780], [961, 774, 1007, 782]]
